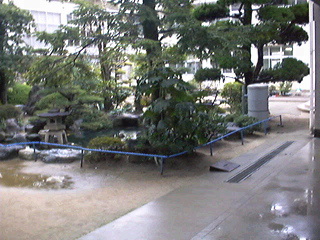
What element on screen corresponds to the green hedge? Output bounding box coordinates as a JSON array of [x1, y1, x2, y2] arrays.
[[85, 136, 125, 162], [7, 83, 32, 105]]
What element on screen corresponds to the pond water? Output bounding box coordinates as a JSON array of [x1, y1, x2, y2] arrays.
[[0, 161, 73, 190], [0, 128, 142, 190], [68, 127, 142, 147]]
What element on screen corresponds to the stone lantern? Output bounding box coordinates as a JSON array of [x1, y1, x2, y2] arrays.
[[38, 109, 70, 144]]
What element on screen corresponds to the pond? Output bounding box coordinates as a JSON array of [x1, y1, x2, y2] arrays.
[[68, 127, 143, 147], [0, 161, 73, 190]]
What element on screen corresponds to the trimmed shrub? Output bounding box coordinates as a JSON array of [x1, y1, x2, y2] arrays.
[[225, 114, 259, 134], [194, 68, 222, 82], [7, 83, 32, 105], [65, 107, 112, 131], [220, 82, 243, 114], [0, 105, 22, 120], [85, 136, 125, 162]]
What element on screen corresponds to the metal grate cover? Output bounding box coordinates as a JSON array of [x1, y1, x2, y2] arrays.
[[227, 141, 294, 183]]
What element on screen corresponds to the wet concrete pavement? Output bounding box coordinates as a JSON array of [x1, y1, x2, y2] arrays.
[[79, 137, 320, 240]]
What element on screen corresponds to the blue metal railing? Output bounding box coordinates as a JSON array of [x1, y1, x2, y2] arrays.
[[0, 115, 283, 175]]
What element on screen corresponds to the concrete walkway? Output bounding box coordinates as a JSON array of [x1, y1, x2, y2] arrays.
[[79, 136, 320, 240]]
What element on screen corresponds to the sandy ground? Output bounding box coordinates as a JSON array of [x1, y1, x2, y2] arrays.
[[0, 97, 310, 240]]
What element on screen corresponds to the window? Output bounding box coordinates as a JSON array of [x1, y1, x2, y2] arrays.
[[263, 59, 270, 69], [31, 10, 61, 33], [263, 45, 293, 69], [223, 68, 232, 73], [270, 46, 281, 56], [26, 11, 62, 48], [186, 62, 201, 74]]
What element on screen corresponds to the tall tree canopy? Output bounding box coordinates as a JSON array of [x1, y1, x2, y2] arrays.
[[109, 0, 194, 101], [0, 0, 34, 104], [27, 0, 130, 111], [179, 1, 309, 86]]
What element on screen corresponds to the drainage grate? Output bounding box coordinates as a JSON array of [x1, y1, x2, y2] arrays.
[[227, 141, 294, 183]]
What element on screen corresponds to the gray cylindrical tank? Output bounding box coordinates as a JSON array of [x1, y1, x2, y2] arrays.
[[248, 84, 269, 122]]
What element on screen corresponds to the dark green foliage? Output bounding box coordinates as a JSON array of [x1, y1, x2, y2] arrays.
[[26, 55, 97, 88], [233, 114, 260, 134], [273, 58, 309, 82], [0, 2, 34, 104], [220, 82, 243, 114], [0, 104, 21, 120], [193, 3, 229, 22], [86, 136, 125, 162], [277, 24, 308, 45], [65, 107, 112, 131], [138, 67, 227, 154], [233, 115, 258, 128], [259, 58, 309, 83], [225, 114, 260, 134], [290, 3, 309, 25], [194, 68, 222, 82], [35, 92, 70, 110], [7, 83, 32, 105], [140, 109, 226, 154], [87, 136, 125, 150], [86, 137, 125, 162], [180, 0, 309, 87], [34, 86, 108, 131], [258, 6, 294, 22]]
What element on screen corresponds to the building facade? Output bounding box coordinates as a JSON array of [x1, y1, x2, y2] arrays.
[[309, 0, 320, 135]]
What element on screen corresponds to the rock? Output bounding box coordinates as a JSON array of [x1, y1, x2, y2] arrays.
[[25, 124, 35, 134], [11, 133, 27, 143], [26, 134, 41, 142], [113, 113, 141, 127], [39, 148, 82, 163], [0, 145, 25, 160], [19, 147, 40, 160], [5, 118, 21, 134], [27, 119, 46, 134]]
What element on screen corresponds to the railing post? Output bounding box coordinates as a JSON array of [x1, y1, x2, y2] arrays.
[[240, 130, 244, 145], [160, 158, 165, 175], [279, 115, 283, 127], [33, 143, 37, 162], [263, 121, 268, 135], [80, 149, 84, 168], [210, 143, 213, 156]]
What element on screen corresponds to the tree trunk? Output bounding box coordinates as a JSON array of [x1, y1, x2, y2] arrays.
[[98, 42, 114, 111], [241, 3, 253, 113], [134, 80, 143, 113], [141, 0, 162, 101], [0, 1, 7, 104], [253, 44, 264, 80], [104, 97, 114, 111], [0, 69, 7, 104]]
